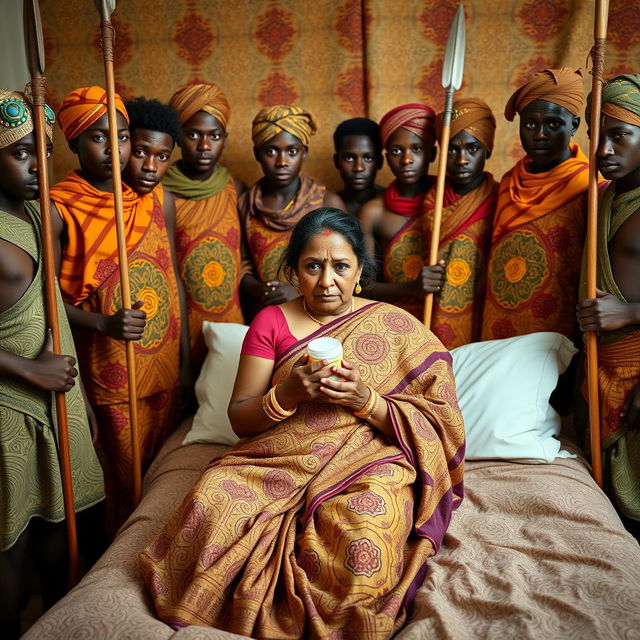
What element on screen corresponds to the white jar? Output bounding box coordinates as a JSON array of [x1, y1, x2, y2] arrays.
[[308, 337, 343, 380]]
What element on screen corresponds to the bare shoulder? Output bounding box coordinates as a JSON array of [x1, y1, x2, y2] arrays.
[[322, 189, 345, 210], [358, 195, 384, 228]]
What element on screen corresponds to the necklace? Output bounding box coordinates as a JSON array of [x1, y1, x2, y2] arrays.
[[303, 298, 355, 326]]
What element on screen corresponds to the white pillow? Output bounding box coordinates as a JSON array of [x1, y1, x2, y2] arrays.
[[182, 322, 248, 446], [451, 332, 578, 463]]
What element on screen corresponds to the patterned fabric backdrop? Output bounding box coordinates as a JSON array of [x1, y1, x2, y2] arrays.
[[40, 0, 638, 190]]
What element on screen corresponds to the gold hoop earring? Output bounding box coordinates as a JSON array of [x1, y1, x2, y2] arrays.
[[355, 281, 362, 295]]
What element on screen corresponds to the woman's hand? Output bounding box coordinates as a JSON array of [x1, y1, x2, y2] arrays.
[[24, 330, 78, 392], [318, 359, 371, 411], [577, 289, 639, 332], [262, 280, 298, 306], [277, 354, 334, 408]]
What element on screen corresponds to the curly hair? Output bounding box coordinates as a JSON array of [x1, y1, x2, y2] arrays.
[[125, 97, 181, 145]]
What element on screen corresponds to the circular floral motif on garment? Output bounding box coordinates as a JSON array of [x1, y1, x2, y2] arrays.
[[182, 501, 206, 542], [182, 236, 235, 314], [386, 231, 425, 283], [354, 333, 389, 364], [99, 361, 128, 392], [490, 230, 549, 309], [491, 318, 516, 339], [112, 258, 171, 351], [201, 543, 227, 569], [347, 491, 387, 517], [344, 538, 382, 577], [263, 469, 295, 500], [383, 311, 414, 334], [298, 548, 321, 582], [259, 239, 288, 281], [303, 403, 338, 431], [439, 236, 481, 314], [222, 480, 256, 501]]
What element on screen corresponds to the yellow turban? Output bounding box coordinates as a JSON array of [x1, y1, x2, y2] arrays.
[[58, 86, 128, 141], [251, 105, 317, 148], [0, 88, 54, 148], [169, 82, 231, 130], [504, 68, 584, 121], [436, 97, 496, 154]]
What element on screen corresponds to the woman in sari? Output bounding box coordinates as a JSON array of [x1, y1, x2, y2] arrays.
[[140, 208, 465, 639]]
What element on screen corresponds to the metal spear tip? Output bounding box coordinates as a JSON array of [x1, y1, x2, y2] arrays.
[[24, 0, 46, 76], [93, 0, 117, 20], [441, 3, 466, 91]]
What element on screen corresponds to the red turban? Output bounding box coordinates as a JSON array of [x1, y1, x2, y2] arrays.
[[379, 103, 436, 148]]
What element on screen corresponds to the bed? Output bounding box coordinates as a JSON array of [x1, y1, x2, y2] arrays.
[[24, 416, 640, 640]]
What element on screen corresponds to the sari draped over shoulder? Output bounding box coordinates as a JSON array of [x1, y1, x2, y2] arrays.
[[481, 145, 588, 341], [580, 183, 640, 521], [240, 174, 326, 281], [423, 175, 497, 348], [140, 302, 465, 639]]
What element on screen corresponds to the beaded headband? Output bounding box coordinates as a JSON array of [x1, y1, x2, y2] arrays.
[[0, 89, 55, 149]]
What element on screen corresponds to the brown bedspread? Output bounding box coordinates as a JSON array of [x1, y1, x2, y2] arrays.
[[24, 421, 640, 640]]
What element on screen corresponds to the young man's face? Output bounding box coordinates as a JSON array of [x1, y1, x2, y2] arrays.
[[124, 129, 174, 195], [333, 134, 381, 192], [447, 130, 487, 191], [69, 111, 130, 182], [597, 114, 640, 182], [385, 128, 432, 184], [180, 110, 226, 179], [0, 131, 51, 202], [254, 130, 307, 188], [519, 99, 578, 170]]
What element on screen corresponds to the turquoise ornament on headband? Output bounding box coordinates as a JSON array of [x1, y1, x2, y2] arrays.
[[0, 98, 28, 128], [0, 88, 54, 149]]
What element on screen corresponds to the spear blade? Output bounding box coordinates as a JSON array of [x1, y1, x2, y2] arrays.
[[441, 4, 465, 91], [24, 0, 45, 77], [93, 0, 117, 21]]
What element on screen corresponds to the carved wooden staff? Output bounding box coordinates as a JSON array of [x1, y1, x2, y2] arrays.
[[93, 0, 142, 504], [23, 0, 79, 586], [585, 0, 610, 488], [423, 4, 466, 327]]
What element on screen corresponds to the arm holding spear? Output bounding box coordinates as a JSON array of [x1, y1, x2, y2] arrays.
[[423, 4, 466, 327]]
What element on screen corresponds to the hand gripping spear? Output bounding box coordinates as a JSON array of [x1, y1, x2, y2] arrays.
[[585, 0, 609, 488], [23, 0, 79, 587], [423, 4, 466, 327], [93, 0, 143, 505]]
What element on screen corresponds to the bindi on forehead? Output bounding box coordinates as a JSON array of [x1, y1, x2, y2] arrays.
[[321, 229, 333, 237]]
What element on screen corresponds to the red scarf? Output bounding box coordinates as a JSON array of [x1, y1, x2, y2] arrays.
[[384, 180, 427, 217]]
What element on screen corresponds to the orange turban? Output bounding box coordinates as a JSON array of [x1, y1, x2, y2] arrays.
[[57, 86, 128, 141], [251, 105, 317, 148], [169, 82, 231, 130], [504, 68, 584, 121], [379, 103, 436, 148], [436, 97, 496, 154]]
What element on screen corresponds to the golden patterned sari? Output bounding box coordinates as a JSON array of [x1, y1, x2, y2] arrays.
[[140, 302, 465, 639]]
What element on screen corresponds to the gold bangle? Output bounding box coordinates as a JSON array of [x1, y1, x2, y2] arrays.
[[261, 392, 282, 422], [270, 385, 296, 418], [354, 386, 379, 420]]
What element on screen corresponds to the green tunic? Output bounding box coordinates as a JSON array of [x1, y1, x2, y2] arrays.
[[0, 201, 104, 551]]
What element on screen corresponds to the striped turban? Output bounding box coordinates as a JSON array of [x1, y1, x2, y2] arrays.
[[379, 103, 436, 148], [58, 86, 128, 141], [504, 68, 584, 121], [251, 105, 317, 148], [586, 73, 640, 128], [436, 97, 496, 154], [169, 82, 231, 129], [0, 88, 54, 148]]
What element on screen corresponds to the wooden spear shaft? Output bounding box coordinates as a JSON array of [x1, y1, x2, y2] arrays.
[[424, 94, 453, 326], [23, 0, 79, 586], [96, 6, 142, 505], [585, 0, 609, 488]]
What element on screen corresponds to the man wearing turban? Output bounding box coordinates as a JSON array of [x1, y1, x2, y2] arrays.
[[420, 98, 499, 347], [481, 68, 590, 342], [239, 104, 344, 315], [359, 103, 437, 319], [50, 86, 182, 534], [0, 88, 104, 633], [163, 83, 247, 368], [577, 74, 640, 532]]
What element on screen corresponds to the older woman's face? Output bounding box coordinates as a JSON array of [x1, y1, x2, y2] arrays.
[[297, 230, 363, 315]]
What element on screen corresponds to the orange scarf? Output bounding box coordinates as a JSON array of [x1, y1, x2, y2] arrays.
[[492, 143, 589, 241], [51, 171, 155, 306]]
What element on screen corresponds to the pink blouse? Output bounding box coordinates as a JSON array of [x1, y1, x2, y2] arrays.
[[241, 306, 298, 361]]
